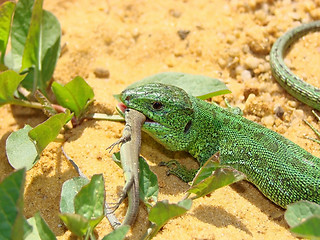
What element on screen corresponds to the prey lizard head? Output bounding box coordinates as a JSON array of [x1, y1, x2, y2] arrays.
[[118, 83, 196, 151]]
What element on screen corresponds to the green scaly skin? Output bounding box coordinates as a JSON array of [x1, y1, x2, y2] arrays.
[[119, 83, 320, 209], [270, 20, 320, 110]]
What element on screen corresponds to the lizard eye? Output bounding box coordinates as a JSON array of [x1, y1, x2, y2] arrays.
[[152, 101, 163, 110]]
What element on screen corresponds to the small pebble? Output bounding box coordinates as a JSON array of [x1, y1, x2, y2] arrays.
[[274, 105, 284, 119], [169, 9, 181, 18], [94, 68, 110, 78], [244, 56, 260, 69], [177, 30, 190, 40], [241, 70, 252, 81], [261, 115, 275, 127]]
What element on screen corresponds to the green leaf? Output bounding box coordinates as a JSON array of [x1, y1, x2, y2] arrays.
[[6, 0, 34, 71], [60, 175, 105, 237], [191, 154, 220, 186], [146, 199, 192, 239], [74, 174, 105, 221], [285, 200, 320, 227], [126, 72, 231, 99], [20, 10, 61, 94], [0, 169, 26, 240], [39, 10, 61, 91], [6, 125, 39, 170], [29, 112, 72, 153], [0, 1, 15, 64], [52, 76, 94, 118], [290, 215, 320, 239], [59, 213, 89, 237], [111, 152, 122, 167], [26, 212, 56, 240], [60, 177, 90, 214], [8, 0, 61, 95], [139, 156, 159, 208], [102, 225, 130, 240], [0, 70, 25, 106], [21, 0, 43, 72], [187, 167, 245, 200], [112, 152, 159, 208], [23, 219, 33, 240]]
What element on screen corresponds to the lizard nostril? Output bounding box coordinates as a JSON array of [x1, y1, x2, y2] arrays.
[[125, 96, 131, 101]]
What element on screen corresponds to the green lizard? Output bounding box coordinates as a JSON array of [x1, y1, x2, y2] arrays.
[[117, 82, 320, 209], [110, 21, 320, 213]]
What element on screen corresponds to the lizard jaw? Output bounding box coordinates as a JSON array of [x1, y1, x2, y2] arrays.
[[117, 103, 159, 126]]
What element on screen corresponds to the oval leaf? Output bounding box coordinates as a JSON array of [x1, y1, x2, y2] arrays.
[[26, 212, 56, 240], [139, 156, 159, 207], [74, 174, 105, 220], [60, 177, 90, 214], [102, 225, 130, 240], [6, 125, 39, 170], [190, 153, 220, 186], [290, 215, 320, 239], [29, 112, 72, 153], [149, 199, 192, 225], [187, 167, 245, 200], [112, 152, 159, 208], [285, 200, 320, 228], [0, 169, 26, 240], [0, 70, 26, 106], [6, 0, 34, 71], [20, 10, 62, 94], [126, 72, 231, 99], [59, 213, 88, 237], [21, 0, 43, 72], [38, 10, 61, 93], [0, 1, 15, 64], [146, 199, 192, 239], [52, 76, 94, 118]]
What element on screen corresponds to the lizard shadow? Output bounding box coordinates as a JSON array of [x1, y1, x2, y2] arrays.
[[230, 181, 287, 227], [191, 205, 252, 235]]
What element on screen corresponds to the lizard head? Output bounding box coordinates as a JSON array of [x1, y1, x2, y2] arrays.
[[118, 83, 196, 151]]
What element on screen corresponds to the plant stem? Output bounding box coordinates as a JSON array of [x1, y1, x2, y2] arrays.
[[9, 99, 43, 109], [86, 113, 124, 122]]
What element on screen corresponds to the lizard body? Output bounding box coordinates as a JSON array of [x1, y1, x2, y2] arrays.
[[119, 83, 320, 208], [107, 108, 145, 227]]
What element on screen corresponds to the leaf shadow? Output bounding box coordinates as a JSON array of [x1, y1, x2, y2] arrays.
[[0, 131, 16, 181], [23, 145, 81, 237], [10, 105, 48, 128], [192, 205, 252, 235]]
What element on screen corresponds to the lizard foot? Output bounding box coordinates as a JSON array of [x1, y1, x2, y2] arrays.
[[159, 160, 198, 183]]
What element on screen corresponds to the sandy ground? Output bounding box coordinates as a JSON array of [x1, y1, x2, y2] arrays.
[[1, 0, 320, 239]]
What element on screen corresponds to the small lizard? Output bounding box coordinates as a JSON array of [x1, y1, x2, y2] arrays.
[[117, 83, 320, 208], [107, 108, 146, 227]]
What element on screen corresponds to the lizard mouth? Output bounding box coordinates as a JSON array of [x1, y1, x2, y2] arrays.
[[117, 103, 156, 124]]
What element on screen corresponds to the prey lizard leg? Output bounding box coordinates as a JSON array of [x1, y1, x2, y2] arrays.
[[108, 175, 134, 213], [159, 160, 198, 183]]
